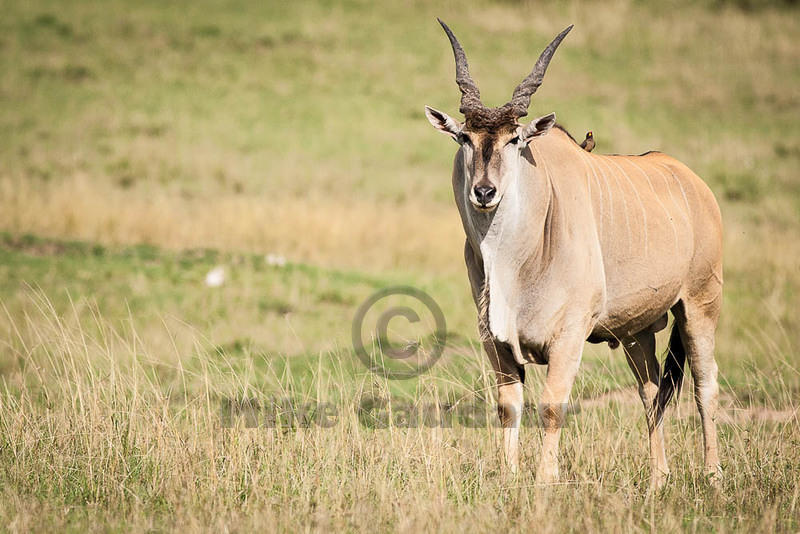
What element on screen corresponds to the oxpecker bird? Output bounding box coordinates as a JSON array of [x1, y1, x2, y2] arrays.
[[580, 131, 595, 152]]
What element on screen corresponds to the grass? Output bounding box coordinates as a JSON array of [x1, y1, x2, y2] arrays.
[[0, 236, 798, 532], [1, 0, 799, 531]]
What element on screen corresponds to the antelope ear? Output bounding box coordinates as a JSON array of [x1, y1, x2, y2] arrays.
[[425, 106, 462, 139], [520, 112, 556, 143]]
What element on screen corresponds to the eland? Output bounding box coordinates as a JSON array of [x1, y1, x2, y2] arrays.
[[425, 20, 723, 488]]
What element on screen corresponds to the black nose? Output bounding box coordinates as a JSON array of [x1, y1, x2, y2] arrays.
[[473, 185, 496, 206]]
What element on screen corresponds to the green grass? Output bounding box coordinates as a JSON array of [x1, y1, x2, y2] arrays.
[[1, 0, 799, 531], [1, 235, 798, 531]]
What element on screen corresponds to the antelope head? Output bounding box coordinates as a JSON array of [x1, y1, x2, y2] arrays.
[[426, 19, 571, 212]]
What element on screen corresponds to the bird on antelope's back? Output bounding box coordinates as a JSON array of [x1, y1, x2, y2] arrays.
[[580, 131, 595, 152]]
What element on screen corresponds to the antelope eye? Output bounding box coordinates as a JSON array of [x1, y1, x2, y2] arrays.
[[506, 136, 520, 146], [457, 133, 472, 146]]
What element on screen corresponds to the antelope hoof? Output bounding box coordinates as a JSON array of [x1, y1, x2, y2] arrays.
[[535, 464, 559, 485], [649, 469, 669, 491], [504, 461, 519, 478], [706, 465, 723, 487]]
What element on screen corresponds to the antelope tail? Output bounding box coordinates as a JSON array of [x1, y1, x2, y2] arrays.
[[652, 323, 686, 425]]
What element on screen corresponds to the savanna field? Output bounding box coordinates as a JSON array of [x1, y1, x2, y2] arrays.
[[1, 0, 799, 531]]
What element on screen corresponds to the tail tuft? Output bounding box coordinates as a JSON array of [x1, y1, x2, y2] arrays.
[[652, 323, 686, 425]]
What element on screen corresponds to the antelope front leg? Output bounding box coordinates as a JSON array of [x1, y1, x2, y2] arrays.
[[485, 341, 525, 473], [536, 337, 583, 484]]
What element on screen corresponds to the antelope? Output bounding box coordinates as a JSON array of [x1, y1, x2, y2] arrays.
[[425, 20, 723, 488]]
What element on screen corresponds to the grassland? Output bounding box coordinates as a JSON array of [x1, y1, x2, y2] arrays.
[[0, 0, 799, 531]]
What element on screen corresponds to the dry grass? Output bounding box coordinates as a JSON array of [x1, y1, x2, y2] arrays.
[[0, 175, 464, 275], [1, 291, 798, 532], [2, 0, 800, 530]]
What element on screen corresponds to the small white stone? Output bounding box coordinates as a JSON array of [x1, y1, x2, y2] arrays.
[[265, 253, 287, 267], [205, 266, 226, 287]]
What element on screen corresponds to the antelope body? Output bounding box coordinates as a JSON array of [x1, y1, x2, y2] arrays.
[[426, 20, 722, 487]]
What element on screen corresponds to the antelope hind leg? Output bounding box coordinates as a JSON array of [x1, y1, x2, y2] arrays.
[[674, 299, 723, 483], [623, 331, 670, 489]]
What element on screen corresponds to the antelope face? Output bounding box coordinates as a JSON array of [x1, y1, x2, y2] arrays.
[[424, 19, 570, 213], [461, 126, 516, 211], [425, 107, 557, 212]]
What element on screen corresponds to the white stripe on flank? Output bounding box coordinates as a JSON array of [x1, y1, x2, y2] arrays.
[[583, 153, 592, 198], [657, 162, 691, 214], [626, 158, 678, 250], [577, 148, 604, 237], [596, 156, 632, 254], [594, 155, 613, 235], [650, 163, 692, 229], [592, 157, 614, 241], [607, 157, 649, 256]]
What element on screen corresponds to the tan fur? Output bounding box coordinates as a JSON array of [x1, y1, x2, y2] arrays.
[[444, 124, 723, 488], [427, 22, 722, 487]]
